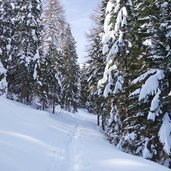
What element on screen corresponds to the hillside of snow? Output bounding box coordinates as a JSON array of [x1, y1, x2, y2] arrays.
[[0, 96, 170, 171]]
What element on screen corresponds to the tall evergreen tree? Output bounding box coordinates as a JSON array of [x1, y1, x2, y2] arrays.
[[0, 0, 13, 68], [37, 0, 65, 112], [98, 0, 133, 140], [0, 0, 13, 94], [37, 45, 63, 113], [82, 0, 107, 127], [124, 0, 171, 166], [99, 0, 171, 167], [7, 0, 42, 104], [86, 27, 105, 112], [61, 25, 79, 113], [79, 64, 89, 108]]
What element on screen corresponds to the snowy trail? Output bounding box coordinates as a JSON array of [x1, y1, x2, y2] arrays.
[[50, 109, 170, 171], [0, 97, 170, 171]]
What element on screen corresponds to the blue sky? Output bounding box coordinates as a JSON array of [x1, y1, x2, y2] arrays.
[[60, 0, 101, 64]]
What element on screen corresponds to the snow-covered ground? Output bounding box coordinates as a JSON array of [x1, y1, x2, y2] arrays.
[[0, 96, 170, 171]]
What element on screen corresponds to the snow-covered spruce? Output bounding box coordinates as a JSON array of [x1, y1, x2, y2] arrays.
[[7, 0, 42, 104], [98, 0, 133, 147], [94, 0, 171, 168], [37, 0, 64, 113], [80, 0, 106, 127], [123, 0, 171, 166], [61, 25, 79, 113], [0, 0, 13, 95], [0, 61, 7, 94]]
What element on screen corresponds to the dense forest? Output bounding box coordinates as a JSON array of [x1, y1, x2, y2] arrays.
[[80, 0, 171, 168], [0, 0, 171, 168], [0, 0, 79, 113]]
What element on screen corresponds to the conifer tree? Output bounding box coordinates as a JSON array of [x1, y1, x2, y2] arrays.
[[37, 0, 65, 112], [7, 0, 42, 104], [98, 0, 133, 140], [0, 61, 6, 94], [121, 1, 171, 165], [86, 27, 105, 113], [42, 0, 66, 50], [0, 0, 13, 68], [37, 45, 63, 113], [96, 0, 171, 167], [0, 0, 13, 94], [61, 25, 79, 113], [79, 64, 89, 108], [99, 0, 171, 166], [83, 1, 107, 127]]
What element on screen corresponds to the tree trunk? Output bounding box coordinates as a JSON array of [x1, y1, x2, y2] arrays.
[[97, 114, 100, 126], [52, 98, 55, 114], [168, 72, 171, 93], [101, 115, 105, 131], [42, 99, 45, 110]]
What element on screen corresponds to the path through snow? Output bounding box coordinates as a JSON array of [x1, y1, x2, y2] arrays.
[[0, 96, 170, 171]]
